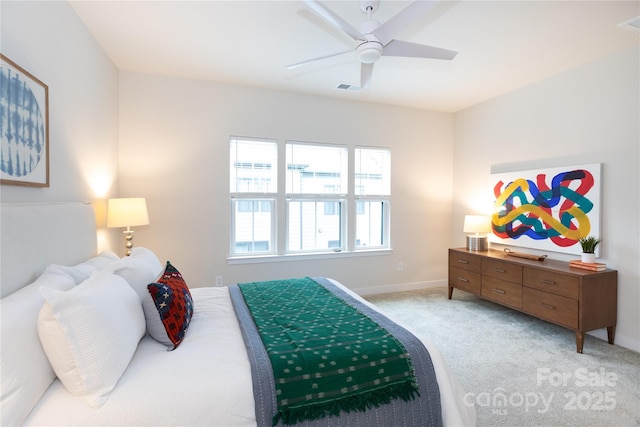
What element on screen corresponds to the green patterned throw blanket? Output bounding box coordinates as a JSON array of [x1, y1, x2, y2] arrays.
[[237, 277, 420, 425]]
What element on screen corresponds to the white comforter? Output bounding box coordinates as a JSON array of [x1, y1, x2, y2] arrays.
[[25, 283, 476, 426]]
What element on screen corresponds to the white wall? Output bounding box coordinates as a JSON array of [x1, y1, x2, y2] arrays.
[[3, 0, 636, 352], [118, 72, 455, 294], [453, 47, 640, 352], [0, 0, 120, 252]]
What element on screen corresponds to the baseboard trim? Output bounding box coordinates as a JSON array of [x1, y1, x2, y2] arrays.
[[352, 279, 447, 297], [589, 329, 640, 353]]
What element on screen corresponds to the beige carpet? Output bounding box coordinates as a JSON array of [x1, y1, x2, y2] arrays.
[[366, 287, 640, 427]]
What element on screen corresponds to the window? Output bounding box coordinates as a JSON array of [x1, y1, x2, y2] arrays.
[[229, 138, 390, 257], [286, 142, 347, 252], [230, 137, 277, 255], [355, 147, 390, 249], [288, 200, 343, 251]]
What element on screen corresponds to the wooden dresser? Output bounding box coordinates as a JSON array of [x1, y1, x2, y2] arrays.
[[448, 247, 617, 353]]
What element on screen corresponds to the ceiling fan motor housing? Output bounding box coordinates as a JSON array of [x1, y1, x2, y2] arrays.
[[357, 15, 383, 63]]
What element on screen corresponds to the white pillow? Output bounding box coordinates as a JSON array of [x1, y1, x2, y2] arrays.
[[106, 247, 163, 300], [46, 250, 120, 284], [1, 269, 76, 427], [37, 271, 146, 408]]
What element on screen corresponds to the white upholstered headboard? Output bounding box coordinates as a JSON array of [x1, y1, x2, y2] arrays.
[[0, 202, 97, 298]]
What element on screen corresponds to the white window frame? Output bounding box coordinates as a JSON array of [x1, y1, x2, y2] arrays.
[[228, 138, 391, 261], [286, 196, 347, 253], [354, 198, 390, 249], [354, 146, 391, 250], [285, 140, 348, 254], [229, 137, 277, 256], [229, 196, 277, 255]]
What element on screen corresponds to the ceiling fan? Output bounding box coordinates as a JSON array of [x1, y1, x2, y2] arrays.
[[287, 0, 458, 90]]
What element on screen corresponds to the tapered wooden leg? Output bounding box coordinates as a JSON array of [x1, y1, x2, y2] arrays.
[[448, 286, 453, 299], [607, 326, 616, 345], [575, 331, 584, 354]]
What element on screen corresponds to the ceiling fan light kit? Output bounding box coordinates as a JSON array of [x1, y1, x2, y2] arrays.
[[357, 40, 383, 63], [292, 0, 458, 90]]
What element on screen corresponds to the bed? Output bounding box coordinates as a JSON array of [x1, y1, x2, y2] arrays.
[[0, 202, 476, 426]]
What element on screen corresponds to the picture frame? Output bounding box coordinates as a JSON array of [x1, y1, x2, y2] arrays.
[[489, 163, 602, 256], [0, 54, 49, 187]]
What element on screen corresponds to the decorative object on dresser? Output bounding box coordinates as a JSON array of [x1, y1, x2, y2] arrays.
[[463, 214, 491, 251], [569, 259, 607, 272], [503, 247, 547, 261], [448, 247, 617, 354], [579, 235, 601, 264], [107, 198, 150, 256]]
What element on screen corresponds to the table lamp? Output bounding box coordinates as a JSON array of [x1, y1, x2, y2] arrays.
[[107, 197, 149, 256], [463, 215, 491, 251]]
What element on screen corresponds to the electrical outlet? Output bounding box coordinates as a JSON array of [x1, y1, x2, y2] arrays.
[[397, 262, 404, 272], [215, 276, 223, 286]]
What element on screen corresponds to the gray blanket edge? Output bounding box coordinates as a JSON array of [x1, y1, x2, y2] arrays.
[[228, 277, 443, 427]]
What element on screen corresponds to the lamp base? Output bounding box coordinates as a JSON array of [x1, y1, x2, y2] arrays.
[[123, 230, 134, 256], [466, 235, 488, 251]]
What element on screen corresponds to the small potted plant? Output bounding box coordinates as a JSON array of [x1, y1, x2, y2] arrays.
[[579, 236, 600, 263]]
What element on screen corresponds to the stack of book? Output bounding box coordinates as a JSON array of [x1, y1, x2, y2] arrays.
[[569, 260, 607, 271]]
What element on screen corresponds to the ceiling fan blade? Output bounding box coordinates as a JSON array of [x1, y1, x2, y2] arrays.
[[286, 49, 353, 70], [384, 39, 457, 60], [361, 63, 374, 89], [374, 0, 440, 46], [303, 0, 364, 41]]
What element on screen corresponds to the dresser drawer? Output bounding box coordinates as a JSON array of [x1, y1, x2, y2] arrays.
[[482, 276, 522, 309], [449, 250, 481, 273], [524, 268, 579, 300], [482, 258, 522, 284], [523, 287, 578, 329], [449, 267, 481, 295]]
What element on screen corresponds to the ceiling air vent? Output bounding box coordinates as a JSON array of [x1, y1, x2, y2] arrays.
[[336, 83, 361, 91], [618, 16, 640, 33]]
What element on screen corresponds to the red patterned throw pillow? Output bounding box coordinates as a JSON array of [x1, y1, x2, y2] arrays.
[[145, 262, 194, 350]]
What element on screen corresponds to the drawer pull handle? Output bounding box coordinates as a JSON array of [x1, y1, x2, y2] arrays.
[[541, 303, 555, 310], [540, 279, 557, 285], [457, 277, 469, 283], [494, 268, 506, 273], [458, 260, 469, 264], [493, 288, 506, 294]]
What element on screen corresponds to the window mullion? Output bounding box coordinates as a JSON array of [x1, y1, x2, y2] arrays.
[[276, 139, 286, 255], [350, 145, 357, 251]]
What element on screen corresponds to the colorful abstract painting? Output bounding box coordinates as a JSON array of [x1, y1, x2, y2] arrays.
[[489, 164, 601, 255]]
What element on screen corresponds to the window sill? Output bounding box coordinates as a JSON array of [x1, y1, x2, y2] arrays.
[[227, 248, 393, 265]]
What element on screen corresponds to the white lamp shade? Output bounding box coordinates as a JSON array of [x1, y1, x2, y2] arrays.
[[107, 198, 149, 228], [463, 215, 492, 234]]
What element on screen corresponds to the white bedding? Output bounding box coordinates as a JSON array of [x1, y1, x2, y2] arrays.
[[24, 283, 475, 427], [2, 203, 474, 426]]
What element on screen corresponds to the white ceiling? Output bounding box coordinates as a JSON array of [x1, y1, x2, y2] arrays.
[[69, 0, 639, 113]]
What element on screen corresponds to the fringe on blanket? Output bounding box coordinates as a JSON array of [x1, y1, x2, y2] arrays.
[[273, 381, 420, 426]]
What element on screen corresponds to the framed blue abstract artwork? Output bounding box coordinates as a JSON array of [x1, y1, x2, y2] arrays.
[[1, 54, 49, 187]]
